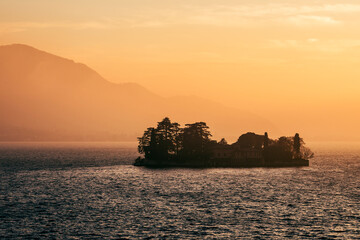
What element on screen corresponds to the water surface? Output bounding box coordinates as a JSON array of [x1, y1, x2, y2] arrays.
[[0, 142, 359, 239]]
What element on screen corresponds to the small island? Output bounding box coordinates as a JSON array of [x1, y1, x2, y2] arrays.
[[134, 117, 314, 168]]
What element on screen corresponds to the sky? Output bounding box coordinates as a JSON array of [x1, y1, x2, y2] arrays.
[[1, 0, 360, 141]]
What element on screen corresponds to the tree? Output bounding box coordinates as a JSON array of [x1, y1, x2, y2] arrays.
[[149, 128, 158, 159], [300, 146, 314, 160], [156, 117, 183, 159], [236, 132, 264, 149], [156, 117, 174, 160], [137, 117, 183, 162], [219, 138, 228, 145], [292, 133, 314, 160], [137, 127, 154, 159], [266, 136, 293, 162], [293, 133, 301, 159], [137, 117, 314, 166], [265, 134, 314, 162], [263, 132, 269, 162], [264, 132, 269, 149], [172, 122, 183, 158], [182, 122, 212, 162]]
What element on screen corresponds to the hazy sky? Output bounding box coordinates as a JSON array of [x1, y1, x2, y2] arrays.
[[1, 0, 360, 140]]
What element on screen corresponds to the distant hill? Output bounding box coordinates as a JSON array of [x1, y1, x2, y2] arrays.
[[0, 44, 277, 142]]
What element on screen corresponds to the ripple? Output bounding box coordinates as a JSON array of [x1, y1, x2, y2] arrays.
[[0, 143, 360, 238]]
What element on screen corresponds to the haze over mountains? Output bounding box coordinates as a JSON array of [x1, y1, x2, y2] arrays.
[[0, 44, 274, 142]]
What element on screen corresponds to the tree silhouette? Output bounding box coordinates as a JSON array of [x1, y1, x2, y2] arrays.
[[219, 138, 228, 145], [156, 117, 174, 161], [137, 117, 313, 166], [172, 122, 183, 159], [236, 132, 264, 149], [138, 117, 182, 162], [293, 133, 301, 159], [264, 132, 269, 149], [300, 145, 314, 160], [266, 136, 293, 162], [137, 127, 154, 159], [182, 122, 212, 163]]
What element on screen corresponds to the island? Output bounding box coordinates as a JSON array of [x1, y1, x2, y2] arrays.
[[134, 117, 314, 168]]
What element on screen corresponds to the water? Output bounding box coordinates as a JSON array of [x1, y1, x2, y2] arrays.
[[0, 142, 359, 239]]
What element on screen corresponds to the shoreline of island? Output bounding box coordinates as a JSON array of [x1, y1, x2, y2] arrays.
[[134, 117, 314, 169], [134, 157, 309, 168]]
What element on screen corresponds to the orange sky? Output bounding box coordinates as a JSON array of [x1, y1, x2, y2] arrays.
[[1, 0, 360, 141]]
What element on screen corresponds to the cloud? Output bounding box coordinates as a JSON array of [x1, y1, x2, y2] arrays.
[[188, 3, 360, 26], [0, 20, 119, 34], [1, 3, 360, 32], [287, 15, 341, 26], [199, 3, 360, 18], [131, 3, 360, 27], [307, 38, 319, 43], [268, 39, 360, 53]]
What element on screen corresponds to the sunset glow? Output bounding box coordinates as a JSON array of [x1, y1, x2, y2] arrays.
[[1, 0, 360, 141], [1, 2, 360, 239]]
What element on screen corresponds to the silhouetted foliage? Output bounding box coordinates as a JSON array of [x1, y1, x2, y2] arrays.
[[235, 132, 264, 149], [293, 133, 301, 159], [172, 122, 183, 159], [137, 127, 154, 159], [137, 118, 214, 163], [264, 132, 269, 149], [264, 134, 313, 162], [137, 117, 313, 166], [266, 136, 293, 162], [300, 145, 314, 160], [219, 138, 228, 145], [182, 122, 213, 163], [137, 118, 182, 162]]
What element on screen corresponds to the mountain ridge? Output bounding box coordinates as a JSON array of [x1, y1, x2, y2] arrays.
[[0, 44, 277, 142]]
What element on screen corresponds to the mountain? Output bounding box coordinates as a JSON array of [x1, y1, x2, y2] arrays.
[[0, 44, 277, 142]]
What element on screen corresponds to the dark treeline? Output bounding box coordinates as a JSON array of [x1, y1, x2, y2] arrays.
[[263, 133, 314, 162], [137, 117, 213, 164], [136, 117, 314, 166]]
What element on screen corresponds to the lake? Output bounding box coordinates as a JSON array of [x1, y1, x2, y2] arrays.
[[0, 142, 359, 239]]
